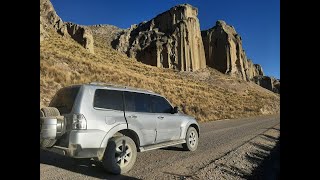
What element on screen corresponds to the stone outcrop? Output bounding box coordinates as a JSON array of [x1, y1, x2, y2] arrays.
[[245, 59, 264, 80], [65, 22, 94, 53], [202, 20, 263, 81], [40, 0, 94, 53], [253, 76, 280, 94], [201, 20, 280, 94], [253, 64, 264, 76], [201, 20, 279, 93], [114, 4, 206, 71]]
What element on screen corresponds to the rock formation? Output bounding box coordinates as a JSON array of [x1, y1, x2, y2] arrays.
[[201, 20, 280, 93], [245, 59, 264, 80], [40, 0, 94, 53], [253, 76, 280, 94], [65, 22, 94, 53], [253, 64, 264, 76], [40, 1, 280, 93], [114, 4, 206, 71], [202, 20, 263, 81]]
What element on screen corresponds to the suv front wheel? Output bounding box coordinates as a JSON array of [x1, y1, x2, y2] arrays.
[[102, 136, 137, 174], [182, 127, 199, 151]]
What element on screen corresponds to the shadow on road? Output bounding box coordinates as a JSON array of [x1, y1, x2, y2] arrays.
[[217, 137, 280, 180], [40, 148, 139, 180], [247, 137, 280, 180], [160, 145, 187, 151]]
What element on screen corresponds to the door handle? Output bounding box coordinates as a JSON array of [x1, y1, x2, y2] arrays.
[[128, 115, 137, 119], [158, 116, 164, 119]]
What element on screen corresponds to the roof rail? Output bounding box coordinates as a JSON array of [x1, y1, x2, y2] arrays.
[[89, 82, 122, 87], [89, 82, 154, 93]]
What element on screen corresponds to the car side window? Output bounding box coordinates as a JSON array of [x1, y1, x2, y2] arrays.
[[152, 96, 172, 113], [93, 89, 123, 111], [124, 92, 152, 113]]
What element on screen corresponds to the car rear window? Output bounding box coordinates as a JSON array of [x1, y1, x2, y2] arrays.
[[49, 86, 80, 114], [93, 89, 124, 111]]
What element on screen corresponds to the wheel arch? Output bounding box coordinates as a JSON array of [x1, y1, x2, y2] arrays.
[[189, 123, 200, 137], [117, 129, 140, 151], [98, 124, 143, 160], [180, 120, 200, 139]]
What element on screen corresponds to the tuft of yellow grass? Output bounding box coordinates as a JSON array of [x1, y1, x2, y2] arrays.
[[40, 30, 280, 122]]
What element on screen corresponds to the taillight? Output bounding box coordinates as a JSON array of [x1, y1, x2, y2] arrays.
[[72, 114, 87, 130]]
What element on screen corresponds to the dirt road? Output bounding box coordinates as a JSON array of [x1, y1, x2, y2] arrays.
[[40, 114, 280, 180]]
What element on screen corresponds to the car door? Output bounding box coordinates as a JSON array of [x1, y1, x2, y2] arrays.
[[124, 91, 157, 146], [91, 88, 127, 130], [152, 95, 182, 143]]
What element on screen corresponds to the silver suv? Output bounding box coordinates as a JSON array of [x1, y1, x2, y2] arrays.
[[40, 82, 200, 174]]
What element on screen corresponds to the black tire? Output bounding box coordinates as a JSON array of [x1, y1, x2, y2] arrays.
[[182, 127, 199, 151], [40, 107, 60, 117], [40, 107, 60, 148], [102, 136, 137, 174]]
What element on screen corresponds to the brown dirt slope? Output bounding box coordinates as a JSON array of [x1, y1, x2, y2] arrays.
[[40, 29, 279, 122]]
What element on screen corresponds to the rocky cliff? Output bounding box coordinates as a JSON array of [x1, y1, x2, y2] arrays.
[[114, 4, 206, 71], [40, 0, 94, 53], [202, 20, 264, 81], [201, 20, 280, 93]]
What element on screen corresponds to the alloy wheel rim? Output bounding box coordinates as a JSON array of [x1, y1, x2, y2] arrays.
[[115, 140, 132, 168], [189, 131, 197, 147]]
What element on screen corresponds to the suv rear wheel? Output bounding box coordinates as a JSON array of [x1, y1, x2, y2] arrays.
[[182, 127, 199, 151], [102, 136, 137, 174]]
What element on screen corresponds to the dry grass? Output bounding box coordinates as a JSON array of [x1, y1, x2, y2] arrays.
[[40, 30, 280, 122]]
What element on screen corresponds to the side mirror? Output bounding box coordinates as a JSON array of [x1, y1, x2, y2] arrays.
[[172, 106, 179, 114]]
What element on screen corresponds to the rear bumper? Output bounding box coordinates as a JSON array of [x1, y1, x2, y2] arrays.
[[43, 144, 104, 158], [40, 129, 107, 159]]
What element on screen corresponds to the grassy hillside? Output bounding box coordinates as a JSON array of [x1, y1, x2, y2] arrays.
[[40, 29, 279, 122]]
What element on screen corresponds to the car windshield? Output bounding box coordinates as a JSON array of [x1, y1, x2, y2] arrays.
[[49, 86, 80, 114]]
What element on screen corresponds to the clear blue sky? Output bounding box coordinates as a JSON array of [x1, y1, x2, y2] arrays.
[[51, 0, 280, 79]]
